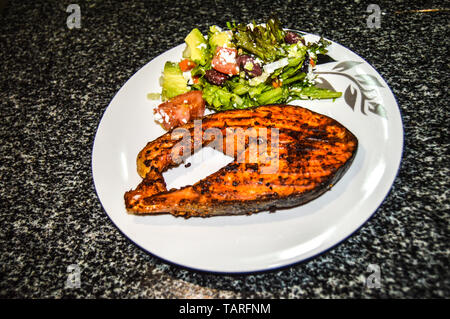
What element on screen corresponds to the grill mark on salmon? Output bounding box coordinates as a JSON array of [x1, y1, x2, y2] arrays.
[[124, 105, 358, 217]]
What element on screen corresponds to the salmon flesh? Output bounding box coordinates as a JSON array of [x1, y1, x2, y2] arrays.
[[124, 104, 358, 217]]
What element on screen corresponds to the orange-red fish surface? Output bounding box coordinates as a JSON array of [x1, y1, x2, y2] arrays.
[[125, 104, 358, 217]]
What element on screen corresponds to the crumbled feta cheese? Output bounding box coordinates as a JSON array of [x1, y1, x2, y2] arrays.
[[156, 108, 170, 123], [263, 58, 289, 74], [220, 48, 236, 63], [308, 50, 317, 60], [249, 58, 288, 86], [306, 64, 316, 83], [153, 111, 163, 123], [183, 71, 191, 81], [183, 71, 194, 85]]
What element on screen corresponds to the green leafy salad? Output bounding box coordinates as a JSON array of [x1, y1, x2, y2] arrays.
[[153, 17, 341, 112]]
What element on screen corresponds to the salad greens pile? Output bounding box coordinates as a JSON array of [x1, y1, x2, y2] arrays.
[[156, 17, 341, 111]]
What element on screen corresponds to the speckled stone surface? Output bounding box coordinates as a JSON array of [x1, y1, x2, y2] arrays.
[[0, 0, 448, 298]]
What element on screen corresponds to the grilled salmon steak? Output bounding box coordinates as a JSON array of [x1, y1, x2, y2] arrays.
[[124, 104, 358, 217]]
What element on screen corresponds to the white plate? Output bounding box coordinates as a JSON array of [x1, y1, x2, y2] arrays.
[[92, 33, 403, 273]]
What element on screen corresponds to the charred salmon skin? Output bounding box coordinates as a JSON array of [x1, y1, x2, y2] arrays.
[[124, 104, 358, 217]]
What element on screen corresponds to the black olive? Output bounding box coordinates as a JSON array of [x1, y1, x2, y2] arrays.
[[284, 31, 305, 44], [236, 54, 262, 78], [205, 69, 228, 86], [300, 52, 310, 74]]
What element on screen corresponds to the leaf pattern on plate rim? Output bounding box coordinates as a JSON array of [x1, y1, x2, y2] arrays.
[[368, 102, 388, 118], [316, 60, 387, 119], [344, 85, 357, 110], [355, 74, 384, 88], [332, 61, 364, 72], [315, 77, 336, 92]]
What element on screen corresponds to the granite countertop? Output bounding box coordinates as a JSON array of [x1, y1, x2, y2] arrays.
[[0, 0, 448, 298]]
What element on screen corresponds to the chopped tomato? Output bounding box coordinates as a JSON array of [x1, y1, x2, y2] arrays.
[[272, 78, 282, 88], [154, 91, 205, 130], [211, 47, 239, 76], [179, 59, 196, 72], [192, 75, 200, 84], [309, 57, 316, 68]]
